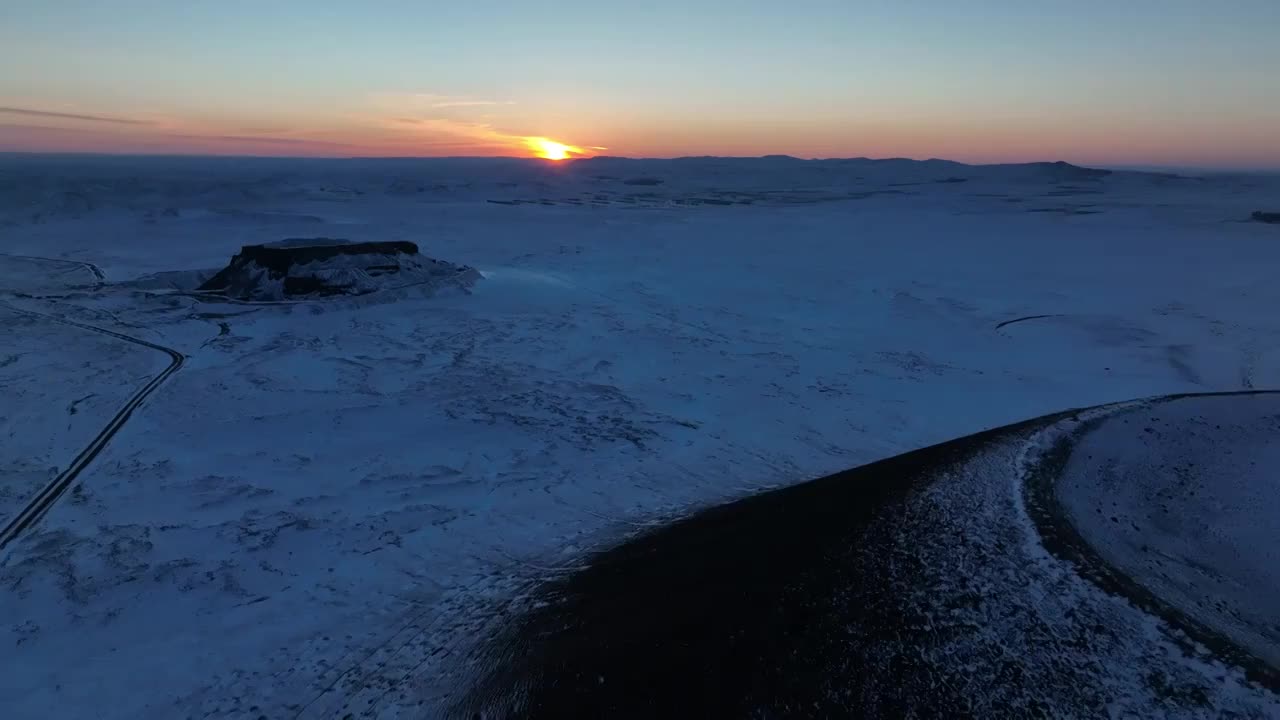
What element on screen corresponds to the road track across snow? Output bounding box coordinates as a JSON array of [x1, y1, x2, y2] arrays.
[[0, 256, 183, 551], [0, 252, 106, 282]]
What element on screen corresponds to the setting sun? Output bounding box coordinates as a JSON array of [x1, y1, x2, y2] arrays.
[[526, 137, 584, 160]]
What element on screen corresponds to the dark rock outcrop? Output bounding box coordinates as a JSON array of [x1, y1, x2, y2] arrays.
[[197, 238, 479, 301], [1251, 211, 1280, 224]]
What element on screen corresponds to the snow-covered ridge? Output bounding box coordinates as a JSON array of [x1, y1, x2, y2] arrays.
[[1052, 393, 1280, 670], [455, 392, 1280, 718]]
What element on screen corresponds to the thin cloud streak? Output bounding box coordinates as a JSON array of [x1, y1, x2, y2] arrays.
[[0, 119, 549, 157], [164, 133, 351, 147], [1, 96, 602, 159], [431, 100, 514, 108], [371, 92, 515, 112], [0, 122, 102, 135], [0, 106, 150, 126]]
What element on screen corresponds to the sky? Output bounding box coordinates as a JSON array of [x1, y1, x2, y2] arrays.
[[1, 0, 1278, 167]]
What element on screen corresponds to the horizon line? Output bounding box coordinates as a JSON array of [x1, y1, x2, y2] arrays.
[[1, 150, 1277, 174]]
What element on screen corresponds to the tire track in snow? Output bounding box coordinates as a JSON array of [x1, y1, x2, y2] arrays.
[[995, 313, 1061, 331], [0, 303, 184, 551], [0, 252, 105, 282]]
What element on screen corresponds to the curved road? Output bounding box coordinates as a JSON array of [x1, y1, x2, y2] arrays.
[[0, 256, 184, 550], [0, 252, 105, 283]]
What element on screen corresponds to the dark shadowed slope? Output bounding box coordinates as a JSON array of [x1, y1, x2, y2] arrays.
[[453, 393, 1279, 719]]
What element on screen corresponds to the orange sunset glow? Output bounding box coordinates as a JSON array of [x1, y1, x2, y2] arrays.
[[2, 3, 1277, 168], [526, 137, 585, 160]]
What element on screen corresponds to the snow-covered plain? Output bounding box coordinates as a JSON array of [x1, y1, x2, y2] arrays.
[[0, 301, 167, 522], [1, 155, 1278, 717]]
